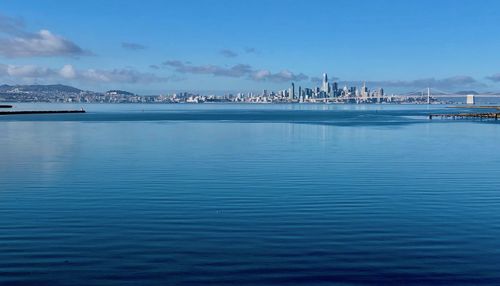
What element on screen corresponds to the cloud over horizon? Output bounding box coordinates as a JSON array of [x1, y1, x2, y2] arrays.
[[161, 60, 489, 90], [486, 73, 500, 82], [0, 60, 492, 93], [251, 69, 308, 82], [163, 60, 309, 83], [0, 63, 172, 84]]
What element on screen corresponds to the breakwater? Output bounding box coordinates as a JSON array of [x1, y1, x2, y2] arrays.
[[0, 109, 85, 115]]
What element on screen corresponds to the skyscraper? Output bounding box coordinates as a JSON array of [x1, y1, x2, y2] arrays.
[[291, 82, 295, 99], [332, 82, 338, 96], [361, 81, 368, 98], [321, 73, 329, 93]]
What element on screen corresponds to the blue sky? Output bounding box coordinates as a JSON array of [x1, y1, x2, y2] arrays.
[[0, 0, 500, 94]]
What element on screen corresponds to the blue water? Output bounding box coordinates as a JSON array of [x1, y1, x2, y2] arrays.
[[1, 104, 500, 285]]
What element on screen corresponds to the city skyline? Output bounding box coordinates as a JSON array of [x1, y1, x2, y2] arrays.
[[0, 71, 450, 105], [1, 0, 500, 94]]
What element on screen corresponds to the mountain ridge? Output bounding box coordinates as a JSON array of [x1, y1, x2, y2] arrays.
[[0, 84, 83, 93]]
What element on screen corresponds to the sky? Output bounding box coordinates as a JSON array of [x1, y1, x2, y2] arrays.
[[0, 0, 500, 94]]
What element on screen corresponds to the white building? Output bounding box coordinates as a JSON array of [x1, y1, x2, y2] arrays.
[[466, 94, 475, 105]]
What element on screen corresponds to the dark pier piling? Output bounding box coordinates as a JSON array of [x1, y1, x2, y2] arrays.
[[429, 112, 499, 120]]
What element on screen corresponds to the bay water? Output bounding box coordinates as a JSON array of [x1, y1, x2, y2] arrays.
[[1, 104, 500, 285]]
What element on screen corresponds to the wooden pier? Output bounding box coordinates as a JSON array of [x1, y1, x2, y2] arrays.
[[429, 112, 499, 120]]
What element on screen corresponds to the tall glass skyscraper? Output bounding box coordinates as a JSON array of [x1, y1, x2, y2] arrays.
[[322, 73, 329, 93]]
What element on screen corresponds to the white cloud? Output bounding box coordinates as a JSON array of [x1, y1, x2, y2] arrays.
[[59, 64, 76, 79], [0, 14, 88, 58], [0, 64, 55, 77], [0, 29, 87, 58], [81, 69, 110, 82], [252, 69, 271, 80]]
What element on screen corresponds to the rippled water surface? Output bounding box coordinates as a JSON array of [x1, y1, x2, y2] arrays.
[[1, 104, 500, 285]]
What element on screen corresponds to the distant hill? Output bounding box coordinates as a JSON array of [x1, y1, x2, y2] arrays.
[[0, 84, 82, 93], [106, 90, 135, 96], [455, 90, 479, 95], [0, 84, 138, 96]]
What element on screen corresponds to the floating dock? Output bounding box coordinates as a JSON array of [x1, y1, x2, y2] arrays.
[[0, 109, 85, 115], [429, 112, 499, 120]]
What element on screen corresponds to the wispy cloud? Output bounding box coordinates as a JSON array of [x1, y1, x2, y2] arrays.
[[163, 61, 252, 77], [486, 73, 500, 82], [244, 47, 258, 54], [0, 13, 89, 58], [251, 69, 308, 82], [0, 13, 25, 36], [79, 68, 170, 83], [219, 49, 238, 58], [163, 60, 309, 83], [121, 42, 147, 51]]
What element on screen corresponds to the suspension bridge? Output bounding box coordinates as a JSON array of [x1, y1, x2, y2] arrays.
[[302, 87, 500, 104], [399, 88, 500, 99]]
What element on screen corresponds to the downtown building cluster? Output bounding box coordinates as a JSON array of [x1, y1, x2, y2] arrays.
[[260, 73, 387, 103], [226, 73, 433, 104]]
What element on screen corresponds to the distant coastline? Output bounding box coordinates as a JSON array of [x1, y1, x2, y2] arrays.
[[1, 83, 499, 105]]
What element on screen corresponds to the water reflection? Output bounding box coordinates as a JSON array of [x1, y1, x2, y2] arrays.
[[0, 122, 80, 183]]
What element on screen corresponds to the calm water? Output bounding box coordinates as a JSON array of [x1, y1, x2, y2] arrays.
[[1, 103, 500, 285]]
